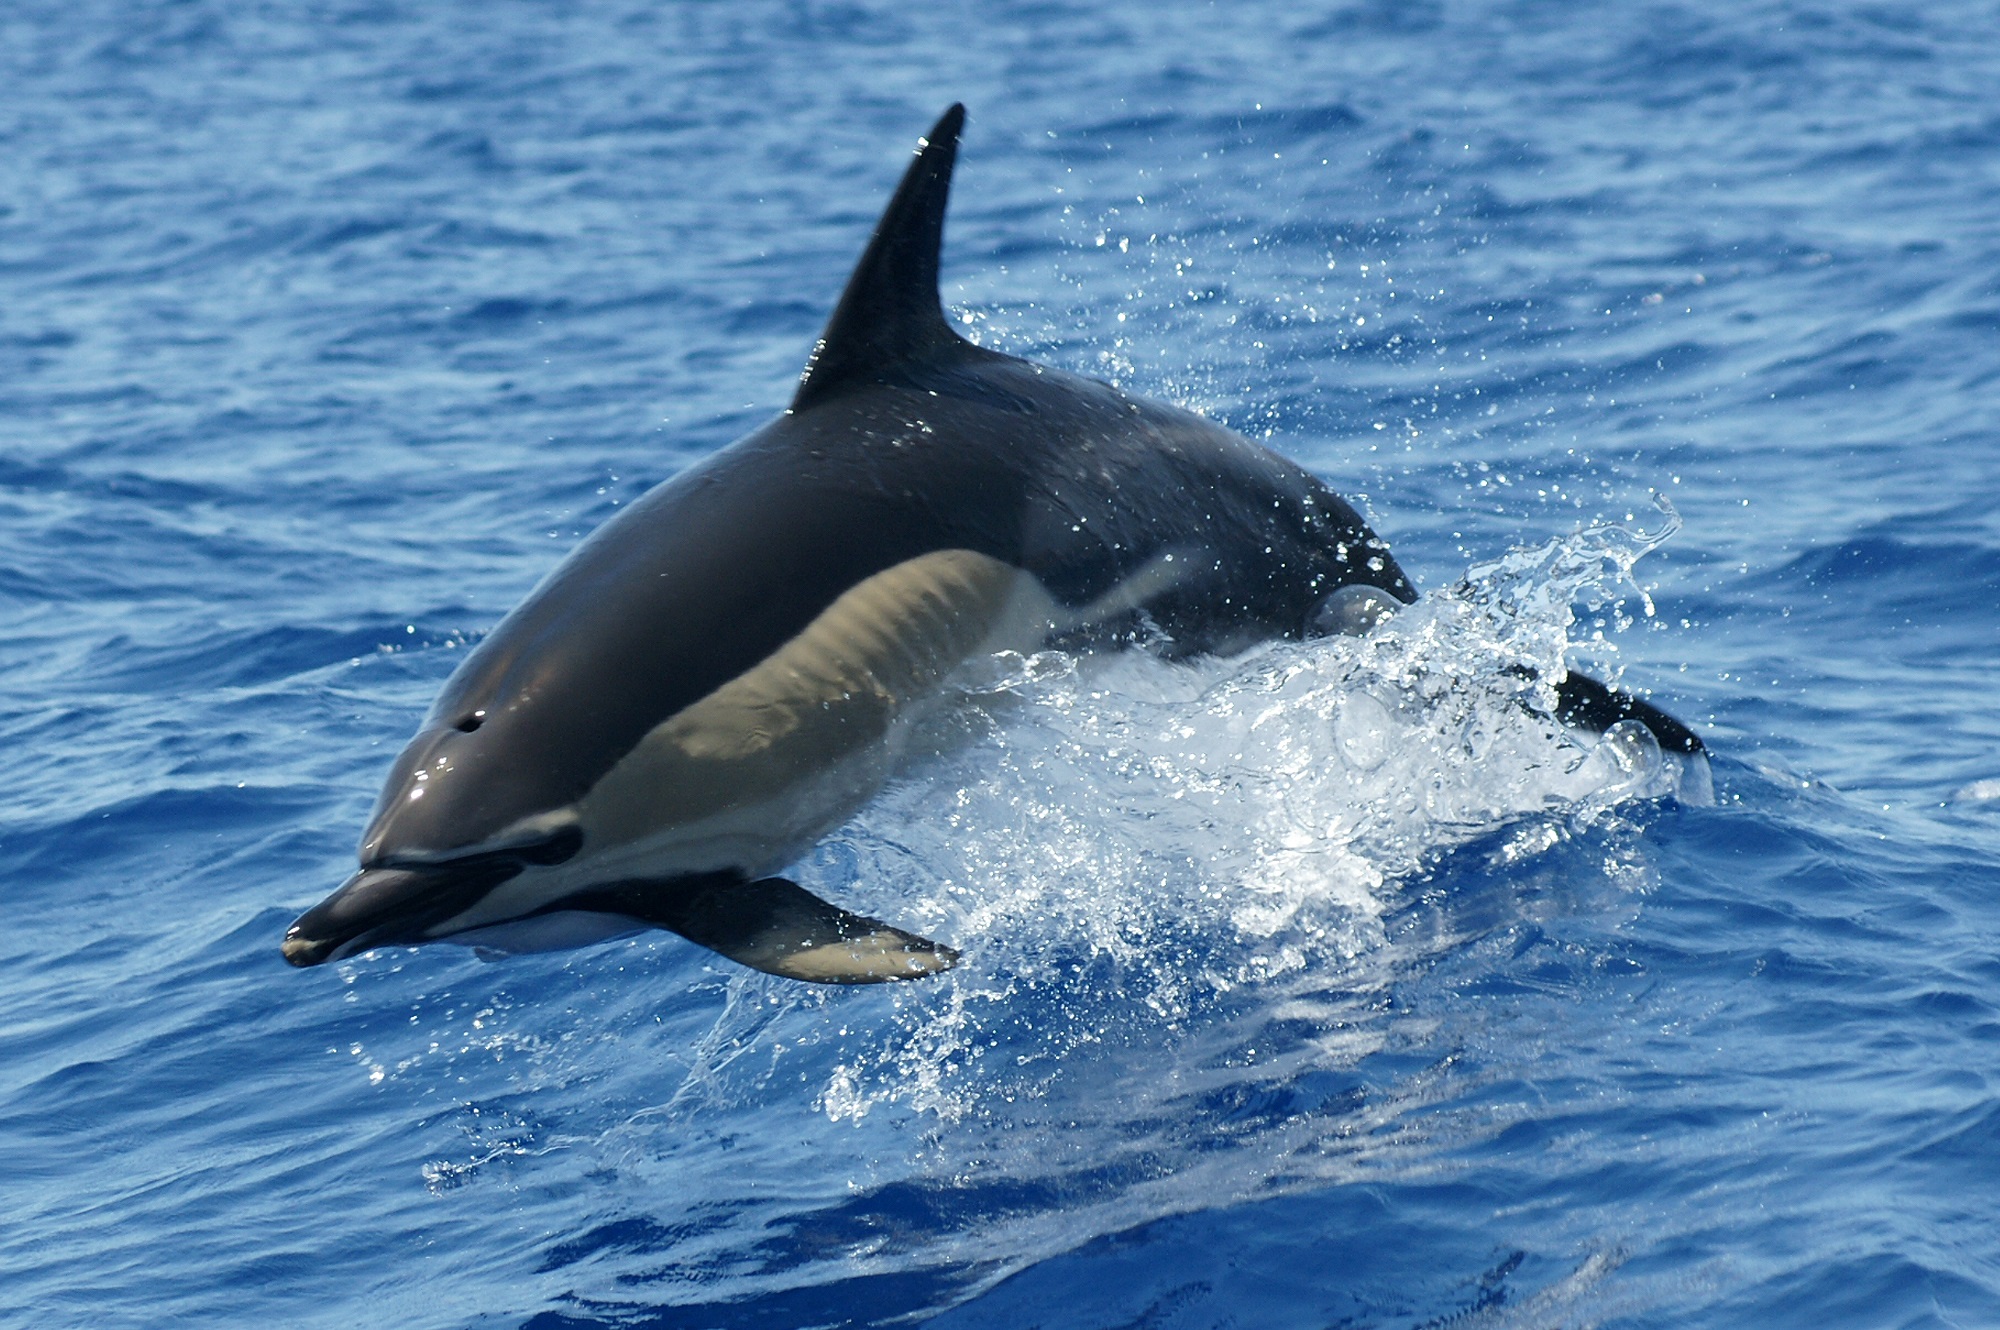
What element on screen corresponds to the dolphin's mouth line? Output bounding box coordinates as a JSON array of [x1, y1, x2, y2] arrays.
[[283, 829, 584, 968]]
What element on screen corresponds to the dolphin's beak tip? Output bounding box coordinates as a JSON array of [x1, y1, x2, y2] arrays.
[[281, 927, 330, 968]]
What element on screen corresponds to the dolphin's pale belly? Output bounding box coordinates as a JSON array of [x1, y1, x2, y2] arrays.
[[426, 550, 1067, 936]]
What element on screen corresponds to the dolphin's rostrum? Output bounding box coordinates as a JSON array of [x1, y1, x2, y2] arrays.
[[283, 104, 1703, 983]]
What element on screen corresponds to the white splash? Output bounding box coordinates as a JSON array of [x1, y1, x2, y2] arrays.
[[801, 510, 1706, 1125]]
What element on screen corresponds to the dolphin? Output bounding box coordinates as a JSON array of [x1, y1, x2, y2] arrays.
[[283, 104, 1703, 983]]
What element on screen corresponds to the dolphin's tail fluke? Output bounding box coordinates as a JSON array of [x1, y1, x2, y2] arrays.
[[1311, 585, 1707, 758], [1553, 670, 1705, 755], [1556, 668, 1715, 804]]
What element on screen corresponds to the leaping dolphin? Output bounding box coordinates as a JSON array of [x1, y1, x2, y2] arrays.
[[283, 105, 1702, 983]]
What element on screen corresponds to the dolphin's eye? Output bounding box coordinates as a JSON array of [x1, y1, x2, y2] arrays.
[[454, 711, 486, 733]]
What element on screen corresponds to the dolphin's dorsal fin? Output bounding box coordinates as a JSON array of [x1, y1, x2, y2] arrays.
[[792, 104, 976, 410]]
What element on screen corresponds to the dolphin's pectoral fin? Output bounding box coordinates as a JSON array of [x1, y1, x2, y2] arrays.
[[1553, 670, 1705, 755], [649, 875, 959, 984]]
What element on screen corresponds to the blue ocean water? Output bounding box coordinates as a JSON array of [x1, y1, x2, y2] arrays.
[[4, 1, 1999, 1325]]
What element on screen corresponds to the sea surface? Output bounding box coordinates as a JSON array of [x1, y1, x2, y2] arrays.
[[4, 2, 1999, 1326]]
